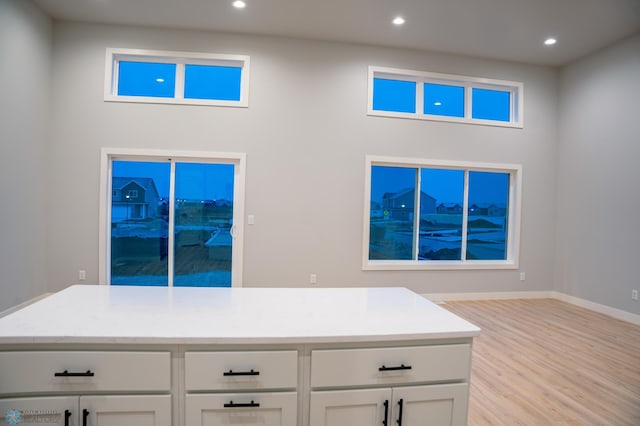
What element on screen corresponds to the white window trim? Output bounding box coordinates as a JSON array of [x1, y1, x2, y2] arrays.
[[362, 155, 522, 271], [99, 147, 247, 286], [104, 48, 250, 107], [368, 66, 524, 128]]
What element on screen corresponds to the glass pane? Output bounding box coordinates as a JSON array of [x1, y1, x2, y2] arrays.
[[466, 171, 509, 260], [369, 166, 417, 260], [174, 163, 234, 287], [184, 65, 242, 101], [117, 61, 176, 98], [472, 88, 510, 121], [423, 83, 464, 117], [372, 78, 416, 113], [419, 168, 465, 260], [111, 161, 170, 285]]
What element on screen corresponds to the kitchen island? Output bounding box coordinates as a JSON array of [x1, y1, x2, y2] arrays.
[[0, 285, 480, 426]]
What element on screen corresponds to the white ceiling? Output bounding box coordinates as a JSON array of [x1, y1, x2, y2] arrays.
[[34, 0, 640, 66]]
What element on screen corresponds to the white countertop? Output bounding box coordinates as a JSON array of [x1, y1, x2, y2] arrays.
[[0, 285, 480, 345]]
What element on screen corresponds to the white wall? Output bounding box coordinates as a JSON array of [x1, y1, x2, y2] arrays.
[[46, 21, 559, 296], [0, 0, 52, 312], [556, 33, 640, 314]]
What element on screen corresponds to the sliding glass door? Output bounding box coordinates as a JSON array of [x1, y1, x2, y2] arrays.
[[107, 154, 242, 287]]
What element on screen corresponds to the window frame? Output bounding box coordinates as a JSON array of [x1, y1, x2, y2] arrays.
[[368, 66, 524, 128], [104, 48, 250, 107], [99, 147, 247, 286], [362, 155, 522, 270]]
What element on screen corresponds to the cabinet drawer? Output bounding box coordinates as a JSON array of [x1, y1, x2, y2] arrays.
[[310, 344, 470, 388], [186, 392, 297, 426], [185, 351, 298, 391], [0, 351, 170, 395]]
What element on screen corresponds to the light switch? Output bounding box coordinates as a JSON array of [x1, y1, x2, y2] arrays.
[[248, 214, 255, 225]]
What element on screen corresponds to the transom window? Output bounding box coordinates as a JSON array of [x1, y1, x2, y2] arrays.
[[363, 156, 522, 270], [104, 48, 250, 107], [368, 66, 523, 128]]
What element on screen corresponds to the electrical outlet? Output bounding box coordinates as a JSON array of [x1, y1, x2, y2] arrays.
[[79, 270, 86, 281], [310, 274, 317, 285], [519, 272, 526, 281], [632, 289, 638, 301]]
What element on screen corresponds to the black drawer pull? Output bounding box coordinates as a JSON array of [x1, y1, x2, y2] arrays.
[[54, 370, 95, 377], [224, 400, 260, 408], [82, 409, 89, 426], [223, 369, 260, 376], [397, 398, 404, 426], [379, 364, 412, 372], [64, 410, 71, 426]]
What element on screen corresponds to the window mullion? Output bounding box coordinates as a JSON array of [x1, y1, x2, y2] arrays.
[[413, 168, 421, 260], [461, 170, 470, 261], [415, 79, 424, 116], [167, 161, 177, 287], [465, 84, 473, 119], [174, 63, 185, 100]]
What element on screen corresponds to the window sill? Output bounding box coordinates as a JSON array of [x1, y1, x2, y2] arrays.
[[363, 260, 518, 271]]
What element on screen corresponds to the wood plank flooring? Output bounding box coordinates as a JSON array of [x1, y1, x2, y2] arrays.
[[443, 299, 640, 425]]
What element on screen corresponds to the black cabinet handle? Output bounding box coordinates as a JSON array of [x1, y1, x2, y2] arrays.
[[223, 369, 260, 376], [64, 410, 71, 426], [396, 399, 404, 426], [82, 409, 89, 426], [223, 400, 261, 408], [379, 364, 412, 372], [54, 370, 95, 377], [382, 399, 389, 426]]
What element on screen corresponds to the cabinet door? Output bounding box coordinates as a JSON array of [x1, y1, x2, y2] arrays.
[[310, 388, 392, 426], [392, 383, 468, 426], [0, 396, 78, 426], [81, 395, 171, 426], [185, 392, 297, 426]]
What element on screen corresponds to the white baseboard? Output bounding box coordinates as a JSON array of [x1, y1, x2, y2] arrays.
[[0, 293, 53, 318], [423, 291, 555, 303], [551, 292, 640, 326], [422, 291, 640, 326]]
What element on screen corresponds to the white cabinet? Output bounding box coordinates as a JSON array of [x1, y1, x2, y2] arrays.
[[0, 351, 171, 394], [310, 388, 390, 426], [185, 392, 297, 426], [309, 345, 471, 426], [0, 351, 171, 426], [310, 384, 468, 426], [0, 287, 479, 426], [0, 395, 171, 426], [185, 351, 298, 391], [184, 351, 298, 426]]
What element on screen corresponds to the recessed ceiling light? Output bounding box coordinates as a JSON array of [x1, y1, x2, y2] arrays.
[[434, 102, 442, 106], [544, 38, 557, 46], [155, 78, 165, 83], [233, 0, 246, 9], [392, 16, 405, 26]]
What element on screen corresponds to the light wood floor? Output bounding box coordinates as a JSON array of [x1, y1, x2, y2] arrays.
[[443, 299, 640, 425]]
